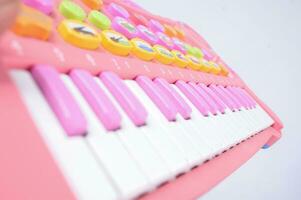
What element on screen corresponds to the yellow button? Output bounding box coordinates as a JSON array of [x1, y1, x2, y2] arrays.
[[82, 0, 103, 10], [11, 5, 53, 40], [153, 45, 175, 65], [199, 59, 211, 73], [171, 50, 189, 68], [58, 20, 102, 50], [131, 38, 156, 61], [208, 61, 222, 75], [186, 55, 202, 70], [101, 30, 132, 56]]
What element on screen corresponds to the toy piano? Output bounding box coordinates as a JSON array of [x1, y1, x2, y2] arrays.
[[0, 0, 283, 199]]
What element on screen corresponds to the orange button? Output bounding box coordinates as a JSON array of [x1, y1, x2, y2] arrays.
[[11, 5, 53, 40], [164, 24, 177, 38], [82, 0, 103, 10], [174, 27, 185, 40]]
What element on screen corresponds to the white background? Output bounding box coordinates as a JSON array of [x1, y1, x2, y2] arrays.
[[135, 0, 301, 199]]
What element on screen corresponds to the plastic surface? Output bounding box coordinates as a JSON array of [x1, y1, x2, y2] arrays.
[[0, 0, 283, 199]]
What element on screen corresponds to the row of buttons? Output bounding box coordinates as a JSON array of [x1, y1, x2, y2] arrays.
[[58, 20, 227, 75], [11, 1, 229, 76]]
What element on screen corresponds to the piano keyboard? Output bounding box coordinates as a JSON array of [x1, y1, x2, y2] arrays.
[[0, 0, 283, 199], [10, 66, 273, 200]]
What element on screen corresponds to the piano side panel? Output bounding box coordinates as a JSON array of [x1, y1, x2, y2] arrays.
[[0, 68, 75, 200]]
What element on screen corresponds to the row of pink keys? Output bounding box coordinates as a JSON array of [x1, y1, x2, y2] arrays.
[[31, 65, 256, 136]]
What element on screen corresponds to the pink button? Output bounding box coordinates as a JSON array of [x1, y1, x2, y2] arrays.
[[172, 38, 187, 54], [70, 69, 122, 131], [31, 65, 87, 136], [176, 80, 209, 116], [22, 0, 54, 14], [111, 17, 138, 39], [136, 76, 177, 121], [136, 25, 158, 45], [148, 19, 164, 33], [100, 72, 148, 126], [156, 32, 174, 49], [106, 3, 130, 19], [209, 85, 236, 111], [189, 82, 218, 115], [202, 48, 214, 61], [154, 78, 192, 119], [199, 83, 226, 114]]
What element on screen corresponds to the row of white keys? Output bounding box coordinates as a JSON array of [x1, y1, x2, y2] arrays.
[[93, 78, 173, 188], [172, 85, 241, 155], [62, 75, 150, 199], [10, 70, 118, 200], [125, 81, 203, 169]]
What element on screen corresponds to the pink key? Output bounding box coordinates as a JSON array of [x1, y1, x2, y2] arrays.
[[22, 0, 54, 15], [202, 48, 214, 61], [228, 87, 250, 109], [238, 88, 257, 108], [136, 76, 177, 121], [70, 69, 122, 131], [189, 82, 218, 115], [111, 17, 138, 39], [219, 86, 242, 110], [106, 3, 130, 18], [198, 83, 226, 114], [100, 72, 148, 126], [148, 19, 164, 33], [31, 65, 87, 136], [209, 85, 236, 111], [154, 78, 192, 119], [136, 25, 158, 45], [176, 80, 209, 116]]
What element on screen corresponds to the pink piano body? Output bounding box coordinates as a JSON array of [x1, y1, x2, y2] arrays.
[[0, 0, 283, 199]]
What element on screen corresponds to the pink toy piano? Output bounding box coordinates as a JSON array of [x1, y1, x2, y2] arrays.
[[0, 0, 283, 199]]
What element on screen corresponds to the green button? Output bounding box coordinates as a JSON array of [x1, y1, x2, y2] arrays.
[[193, 47, 204, 58], [88, 10, 111, 30], [59, 1, 86, 21], [185, 44, 195, 55]]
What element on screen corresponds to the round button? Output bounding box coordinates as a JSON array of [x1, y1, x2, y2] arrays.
[[171, 50, 189, 68], [131, 38, 156, 61], [58, 20, 102, 50], [199, 59, 212, 73], [111, 17, 137, 39], [172, 38, 187, 54], [106, 3, 129, 19], [59, 1, 86, 21], [88, 10, 111, 30], [136, 25, 158, 45], [208, 61, 222, 75], [148, 19, 164, 33], [186, 55, 202, 70], [82, 0, 103, 10], [156, 32, 174, 50], [164, 24, 177, 37], [101, 30, 132, 56], [153, 45, 175, 65]]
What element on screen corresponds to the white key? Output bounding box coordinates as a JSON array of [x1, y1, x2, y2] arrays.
[[10, 70, 118, 200], [62, 75, 150, 199], [172, 85, 227, 156], [93, 78, 172, 188], [126, 81, 202, 172]]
